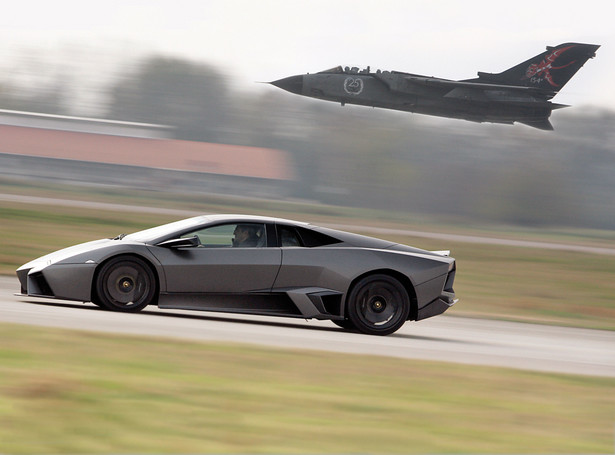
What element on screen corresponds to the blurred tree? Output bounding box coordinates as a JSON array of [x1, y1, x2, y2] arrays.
[[106, 57, 230, 142], [0, 80, 70, 114], [475, 160, 580, 226]]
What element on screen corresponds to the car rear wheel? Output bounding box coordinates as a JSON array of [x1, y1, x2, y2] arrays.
[[95, 256, 156, 312], [347, 274, 410, 336]]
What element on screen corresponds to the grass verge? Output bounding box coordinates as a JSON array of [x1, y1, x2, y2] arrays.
[[1, 323, 614, 453]]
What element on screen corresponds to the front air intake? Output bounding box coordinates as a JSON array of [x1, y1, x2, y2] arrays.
[[28, 272, 54, 297]]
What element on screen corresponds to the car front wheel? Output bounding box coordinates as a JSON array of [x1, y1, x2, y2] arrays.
[[347, 274, 410, 336], [95, 256, 156, 312]]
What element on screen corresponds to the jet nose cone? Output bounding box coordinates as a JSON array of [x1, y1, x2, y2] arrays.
[[270, 75, 304, 95]]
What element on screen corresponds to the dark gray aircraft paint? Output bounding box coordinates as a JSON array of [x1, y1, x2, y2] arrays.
[[271, 43, 600, 130]]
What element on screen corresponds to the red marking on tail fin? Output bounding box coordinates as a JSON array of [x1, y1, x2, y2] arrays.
[[524, 45, 576, 87]]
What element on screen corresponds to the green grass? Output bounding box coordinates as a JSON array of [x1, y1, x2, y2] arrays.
[[1, 323, 613, 453]]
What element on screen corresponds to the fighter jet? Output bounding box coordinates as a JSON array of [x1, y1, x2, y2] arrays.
[[270, 43, 599, 130]]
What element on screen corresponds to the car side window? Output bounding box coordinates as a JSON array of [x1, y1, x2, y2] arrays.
[[279, 226, 302, 247], [181, 223, 266, 248], [278, 225, 341, 247]]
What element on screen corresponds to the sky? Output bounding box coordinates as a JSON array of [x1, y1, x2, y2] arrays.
[[1, 0, 613, 112]]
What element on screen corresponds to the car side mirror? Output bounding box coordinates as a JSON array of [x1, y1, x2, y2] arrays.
[[157, 236, 199, 249]]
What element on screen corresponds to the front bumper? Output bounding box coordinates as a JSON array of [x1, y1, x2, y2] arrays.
[[16, 263, 97, 302]]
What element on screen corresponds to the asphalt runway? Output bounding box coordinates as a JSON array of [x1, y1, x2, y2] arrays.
[[1, 276, 614, 377]]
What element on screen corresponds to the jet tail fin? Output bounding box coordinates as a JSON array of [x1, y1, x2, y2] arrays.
[[476, 43, 600, 92]]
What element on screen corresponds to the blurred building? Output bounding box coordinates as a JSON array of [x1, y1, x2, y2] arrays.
[[0, 110, 295, 198]]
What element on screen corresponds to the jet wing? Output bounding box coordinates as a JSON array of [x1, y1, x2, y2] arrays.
[[399, 76, 561, 104], [404, 76, 557, 97]]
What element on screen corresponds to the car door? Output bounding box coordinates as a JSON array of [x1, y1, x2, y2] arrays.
[[150, 222, 281, 294], [272, 224, 351, 292]]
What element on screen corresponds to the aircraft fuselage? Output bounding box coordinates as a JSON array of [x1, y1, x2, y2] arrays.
[[271, 43, 600, 130]]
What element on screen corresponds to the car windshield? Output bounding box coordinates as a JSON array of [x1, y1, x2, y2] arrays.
[[123, 216, 210, 243]]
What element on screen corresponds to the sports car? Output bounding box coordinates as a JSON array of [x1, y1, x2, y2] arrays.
[[16, 214, 457, 335]]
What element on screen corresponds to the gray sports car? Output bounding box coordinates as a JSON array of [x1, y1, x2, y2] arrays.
[[16, 214, 457, 335]]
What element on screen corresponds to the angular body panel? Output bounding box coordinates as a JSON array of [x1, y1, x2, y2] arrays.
[[149, 246, 282, 293]]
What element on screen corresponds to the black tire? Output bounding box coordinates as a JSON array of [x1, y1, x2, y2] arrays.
[[331, 319, 356, 330], [347, 274, 410, 336], [95, 256, 156, 312]]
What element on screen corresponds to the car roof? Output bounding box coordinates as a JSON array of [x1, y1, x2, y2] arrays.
[[201, 214, 312, 227], [125, 214, 316, 244]]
